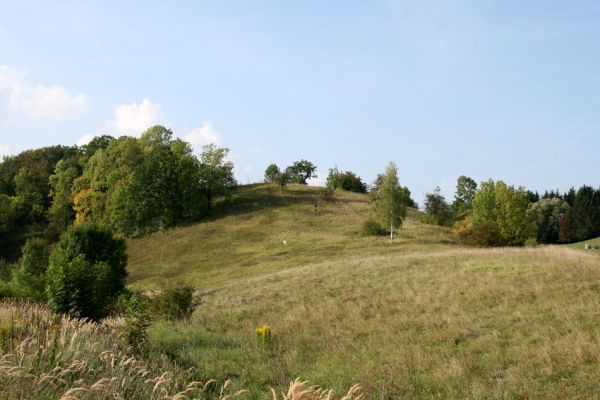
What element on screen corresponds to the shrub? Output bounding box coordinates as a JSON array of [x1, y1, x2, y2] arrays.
[[119, 309, 152, 355], [46, 222, 127, 321], [149, 283, 199, 320], [20, 237, 49, 274], [455, 220, 505, 247], [361, 218, 386, 236]]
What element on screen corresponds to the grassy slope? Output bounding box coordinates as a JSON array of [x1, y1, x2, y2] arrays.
[[127, 185, 600, 399], [126, 184, 454, 290], [568, 236, 600, 254]]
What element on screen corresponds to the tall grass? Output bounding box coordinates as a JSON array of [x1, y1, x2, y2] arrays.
[[0, 301, 361, 400]]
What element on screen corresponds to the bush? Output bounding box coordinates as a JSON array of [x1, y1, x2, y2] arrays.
[[46, 222, 127, 321], [362, 218, 386, 236], [455, 220, 505, 247], [149, 283, 199, 320]]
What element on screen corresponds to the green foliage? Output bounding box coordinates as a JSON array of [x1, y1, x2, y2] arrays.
[[285, 160, 317, 184], [453, 176, 477, 218], [326, 167, 367, 194], [149, 283, 199, 321], [469, 180, 535, 246], [72, 127, 218, 236], [570, 186, 600, 242], [46, 223, 127, 320], [423, 186, 452, 226], [370, 162, 407, 239], [471, 180, 497, 226], [529, 197, 570, 244], [120, 310, 152, 355], [48, 159, 81, 235], [361, 218, 386, 236], [264, 163, 281, 183], [494, 181, 536, 245], [455, 219, 505, 247], [198, 143, 236, 210]]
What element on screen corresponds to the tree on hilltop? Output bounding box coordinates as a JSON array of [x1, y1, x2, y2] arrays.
[[285, 160, 317, 184]]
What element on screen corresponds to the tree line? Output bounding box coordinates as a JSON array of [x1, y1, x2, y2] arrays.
[[421, 177, 600, 246], [0, 126, 236, 261]]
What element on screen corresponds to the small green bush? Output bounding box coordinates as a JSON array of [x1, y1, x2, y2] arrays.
[[119, 310, 152, 355], [149, 284, 199, 320], [46, 222, 127, 321], [456, 222, 505, 247], [362, 218, 386, 236]]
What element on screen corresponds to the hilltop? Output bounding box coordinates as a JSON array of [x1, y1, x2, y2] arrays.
[[126, 184, 454, 290]]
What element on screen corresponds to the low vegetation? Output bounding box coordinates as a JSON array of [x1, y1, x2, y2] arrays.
[[0, 301, 362, 400]]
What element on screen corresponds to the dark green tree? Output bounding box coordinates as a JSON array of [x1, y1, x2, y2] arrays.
[[570, 186, 600, 241], [48, 159, 82, 235], [452, 175, 477, 218], [423, 186, 452, 226], [529, 197, 570, 244], [198, 144, 236, 210], [285, 160, 317, 184], [326, 167, 367, 193], [46, 222, 127, 320]]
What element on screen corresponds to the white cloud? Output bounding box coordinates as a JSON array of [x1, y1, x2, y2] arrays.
[[184, 121, 221, 153], [0, 65, 88, 122], [110, 98, 163, 135], [76, 133, 95, 146], [0, 145, 11, 159]]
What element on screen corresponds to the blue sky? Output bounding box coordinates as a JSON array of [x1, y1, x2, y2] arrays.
[[0, 0, 598, 204]]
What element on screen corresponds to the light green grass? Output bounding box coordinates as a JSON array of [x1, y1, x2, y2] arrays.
[[126, 184, 454, 290], [126, 185, 600, 399], [568, 236, 600, 254]]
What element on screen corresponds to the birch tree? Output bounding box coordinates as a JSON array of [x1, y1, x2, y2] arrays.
[[370, 162, 407, 240]]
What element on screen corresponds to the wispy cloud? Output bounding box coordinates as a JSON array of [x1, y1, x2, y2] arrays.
[[0, 65, 88, 123]]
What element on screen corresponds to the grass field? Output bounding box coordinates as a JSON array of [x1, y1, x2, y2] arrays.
[[123, 184, 600, 399]]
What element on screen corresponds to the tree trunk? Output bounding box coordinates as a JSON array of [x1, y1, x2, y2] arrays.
[[390, 222, 393, 241]]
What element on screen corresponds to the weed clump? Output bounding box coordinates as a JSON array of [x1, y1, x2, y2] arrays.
[[361, 218, 386, 236], [256, 324, 275, 346]]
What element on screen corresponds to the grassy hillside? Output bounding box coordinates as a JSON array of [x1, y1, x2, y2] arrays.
[[126, 184, 454, 290], [125, 185, 600, 399]]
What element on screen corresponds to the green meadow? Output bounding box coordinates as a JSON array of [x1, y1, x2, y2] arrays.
[[122, 184, 600, 399]]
